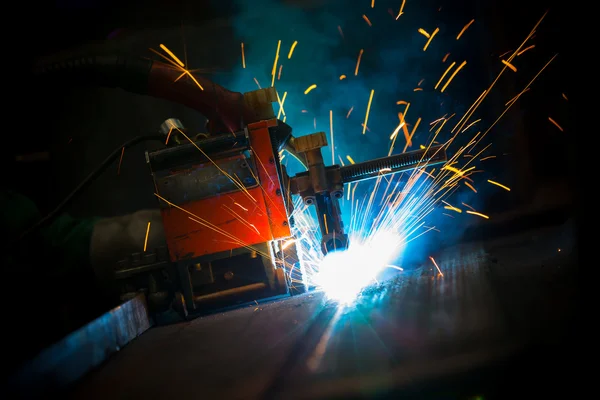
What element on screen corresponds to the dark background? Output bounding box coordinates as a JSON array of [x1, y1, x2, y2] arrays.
[[3, 0, 578, 395]]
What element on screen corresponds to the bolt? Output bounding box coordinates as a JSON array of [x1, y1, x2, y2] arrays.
[[333, 191, 343, 198], [275, 189, 281, 196], [269, 157, 275, 164], [224, 271, 234, 280], [283, 221, 288, 226]]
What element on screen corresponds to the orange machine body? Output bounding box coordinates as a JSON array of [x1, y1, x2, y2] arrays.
[[158, 119, 291, 262]]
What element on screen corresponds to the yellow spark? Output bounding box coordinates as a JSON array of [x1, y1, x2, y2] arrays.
[[278, 65, 283, 80], [501, 59, 517, 72], [143, 222, 151, 251], [234, 202, 248, 211], [277, 91, 287, 119], [253, 77, 261, 89], [461, 118, 481, 133], [241, 43, 246, 68], [396, 0, 406, 19], [363, 89, 374, 134], [362, 15, 372, 26], [466, 211, 489, 219], [340, 74, 346, 80], [562, 93, 568, 101], [418, 78, 425, 86], [346, 106, 354, 118], [456, 19, 475, 40], [117, 147, 125, 175], [487, 179, 511, 191], [271, 40, 281, 87], [517, 45, 535, 56], [371, 0, 375, 7], [464, 182, 477, 193], [397, 100, 408, 105], [480, 155, 496, 161], [355, 49, 364, 76], [329, 110, 335, 165], [403, 117, 421, 153], [429, 256, 443, 276], [499, 49, 512, 58], [435, 62, 456, 90], [505, 88, 530, 106], [159, 44, 185, 67], [346, 155, 355, 164], [414, 88, 423, 91], [442, 52, 450, 62], [444, 205, 462, 213], [304, 84, 317, 94], [423, 27, 439, 51], [420, 145, 425, 149], [548, 117, 563, 131], [418, 28, 430, 38], [288, 40, 298, 59], [440, 61, 467, 93]]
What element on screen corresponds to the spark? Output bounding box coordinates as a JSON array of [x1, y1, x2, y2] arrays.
[[487, 179, 511, 191], [429, 256, 443, 276], [363, 89, 374, 134], [143, 222, 151, 251], [444, 205, 462, 213], [480, 155, 496, 161], [517, 44, 535, 56], [278, 65, 283, 80], [241, 42, 246, 68], [117, 147, 125, 175], [440, 61, 467, 92], [414, 88, 423, 91], [464, 182, 477, 193], [253, 77, 261, 88], [435, 62, 456, 90], [362, 15, 372, 26], [466, 211, 489, 219], [304, 84, 317, 94], [340, 74, 346, 80], [159, 44, 184, 67], [277, 91, 287, 119], [456, 19, 475, 40], [346, 155, 355, 164], [442, 52, 450, 62], [346, 106, 354, 118], [548, 117, 564, 131], [337, 25, 344, 38], [397, 100, 408, 105], [501, 59, 517, 72], [462, 202, 476, 211], [562, 93, 568, 101], [288, 41, 298, 59], [396, 0, 406, 19], [423, 28, 439, 51], [403, 117, 421, 153], [355, 49, 364, 76], [371, 0, 375, 7], [271, 40, 281, 87], [461, 119, 481, 133], [150, 46, 204, 90], [418, 28, 430, 38]]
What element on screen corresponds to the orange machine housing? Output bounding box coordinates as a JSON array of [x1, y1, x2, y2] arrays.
[[159, 119, 292, 262]]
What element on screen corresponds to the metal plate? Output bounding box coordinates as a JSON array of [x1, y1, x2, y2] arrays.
[[154, 155, 258, 207]]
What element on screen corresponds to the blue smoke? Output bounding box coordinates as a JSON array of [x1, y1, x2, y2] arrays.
[[211, 0, 501, 267]]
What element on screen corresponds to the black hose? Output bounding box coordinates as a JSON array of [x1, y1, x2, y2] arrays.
[[34, 53, 153, 94], [15, 135, 164, 245]]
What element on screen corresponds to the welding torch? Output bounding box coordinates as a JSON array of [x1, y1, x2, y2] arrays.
[[286, 132, 447, 254]]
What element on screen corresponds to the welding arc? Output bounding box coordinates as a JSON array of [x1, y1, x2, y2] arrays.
[[14, 135, 164, 245]]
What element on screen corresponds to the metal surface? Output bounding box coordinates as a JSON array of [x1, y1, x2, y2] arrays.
[[9, 294, 151, 398], [153, 155, 258, 206], [69, 219, 576, 399]]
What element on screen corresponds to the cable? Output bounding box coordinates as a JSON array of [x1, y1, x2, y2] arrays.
[[15, 135, 164, 244]]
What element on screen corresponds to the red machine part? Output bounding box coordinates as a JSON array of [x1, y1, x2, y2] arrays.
[[161, 119, 291, 262]]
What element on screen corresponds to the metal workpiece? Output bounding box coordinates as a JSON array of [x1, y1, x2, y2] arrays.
[[9, 294, 151, 397], [294, 132, 329, 193], [159, 118, 185, 135]]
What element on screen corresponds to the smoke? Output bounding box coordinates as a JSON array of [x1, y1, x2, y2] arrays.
[[211, 0, 505, 267]]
